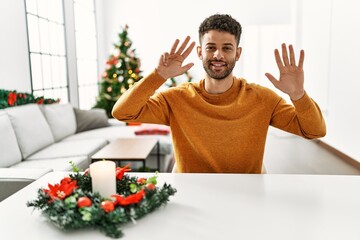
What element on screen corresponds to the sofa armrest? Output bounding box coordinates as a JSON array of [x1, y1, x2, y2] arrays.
[[0, 168, 53, 201]]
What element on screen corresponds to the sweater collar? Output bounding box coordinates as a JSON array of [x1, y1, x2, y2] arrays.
[[198, 78, 241, 104]]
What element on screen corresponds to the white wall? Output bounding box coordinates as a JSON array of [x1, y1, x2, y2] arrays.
[[299, 0, 360, 160], [325, 0, 360, 160], [97, 0, 294, 82], [0, 0, 32, 92]]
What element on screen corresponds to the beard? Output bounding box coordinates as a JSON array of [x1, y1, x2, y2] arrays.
[[202, 58, 236, 80]]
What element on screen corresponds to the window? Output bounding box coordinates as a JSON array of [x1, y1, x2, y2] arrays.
[[25, 0, 69, 102], [25, 0, 99, 108], [73, 0, 98, 109]]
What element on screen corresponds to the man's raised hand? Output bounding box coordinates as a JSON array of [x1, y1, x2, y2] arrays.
[[265, 44, 305, 100], [156, 36, 195, 80]]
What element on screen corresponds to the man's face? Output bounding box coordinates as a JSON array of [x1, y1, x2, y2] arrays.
[[197, 30, 241, 80]]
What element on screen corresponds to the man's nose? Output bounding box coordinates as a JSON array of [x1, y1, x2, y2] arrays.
[[213, 49, 224, 59]]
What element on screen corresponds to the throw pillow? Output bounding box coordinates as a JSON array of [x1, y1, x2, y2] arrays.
[[74, 108, 109, 133], [42, 103, 77, 142], [0, 111, 22, 166], [5, 104, 54, 159]]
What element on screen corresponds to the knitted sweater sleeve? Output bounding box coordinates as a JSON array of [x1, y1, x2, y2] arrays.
[[270, 92, 326, 139], [111, 70, 170, 125]]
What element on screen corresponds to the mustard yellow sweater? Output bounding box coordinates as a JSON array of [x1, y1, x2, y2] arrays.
[[112, 70, 326, 173]]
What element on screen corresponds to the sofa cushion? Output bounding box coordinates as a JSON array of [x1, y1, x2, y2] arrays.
[[74, 108, 109, 133], [63, 125, 173, 155], [5, 104, 54, 159], [42, 103, 77, 141], [26, 139, 108, 160], [63, 125, 136, 142], [11, 156, 89, 172], [0, 111, 22, 167], [0, 167, 52, 181]]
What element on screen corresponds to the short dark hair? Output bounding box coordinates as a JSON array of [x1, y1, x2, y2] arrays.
[[198, 14, 242, 46]]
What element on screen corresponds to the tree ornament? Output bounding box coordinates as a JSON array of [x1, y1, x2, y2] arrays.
[[101, 200, 115, 213], [77, 197, 92, 208]]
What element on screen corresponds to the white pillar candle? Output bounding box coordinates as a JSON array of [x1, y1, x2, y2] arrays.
[[90, 161, 116, 199]]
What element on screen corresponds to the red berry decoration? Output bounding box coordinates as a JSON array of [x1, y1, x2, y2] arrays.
[[101, 200, 115, 213], [146, 183, 156, 191], [77, 197, 92, 208]]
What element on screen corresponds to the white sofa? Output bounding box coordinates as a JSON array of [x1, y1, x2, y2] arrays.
[[0, 103, 173, 201]]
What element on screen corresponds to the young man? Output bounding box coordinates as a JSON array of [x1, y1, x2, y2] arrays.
[[112, 14, 326, 173]]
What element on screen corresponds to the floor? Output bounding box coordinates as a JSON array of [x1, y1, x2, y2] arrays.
[[264, 127, 360, 175]]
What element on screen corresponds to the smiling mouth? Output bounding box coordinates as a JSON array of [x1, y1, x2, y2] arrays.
[[210, 61, 227, 70]]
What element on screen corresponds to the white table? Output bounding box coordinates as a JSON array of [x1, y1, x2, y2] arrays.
[[1, 172, 360, 240]]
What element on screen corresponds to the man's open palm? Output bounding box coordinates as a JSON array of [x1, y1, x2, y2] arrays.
[[265, 44, 305, 100], [156, 36, 195, 80]]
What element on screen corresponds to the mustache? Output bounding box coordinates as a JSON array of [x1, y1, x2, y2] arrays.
[[207, 60, 227, 65]]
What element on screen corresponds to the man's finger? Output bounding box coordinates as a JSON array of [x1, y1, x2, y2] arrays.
[[281, 43, 290, 66], [298, 50, 305, 70], [265, 73, 279, 88], [162, 52, 169, 66], [170, 39, 180, 55], [176, 36, 191, 55], [289, 45, 296, 66], [274, 49, 284, 69], [181, 62, 194, 72], [181, 41, 196, 59]]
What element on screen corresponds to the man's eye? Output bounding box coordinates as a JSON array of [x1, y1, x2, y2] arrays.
[[223, 47, 232, 51], [206, 47, 216, 51]]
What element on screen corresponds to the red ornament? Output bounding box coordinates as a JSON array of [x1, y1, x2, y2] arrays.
[[7, 92, 17, 106], [106, 56, 118, 66], [77, 197, 92, 208], [146, 183, 156, 191], [101, 200, 114, 213], [36, 98, 44, 105]]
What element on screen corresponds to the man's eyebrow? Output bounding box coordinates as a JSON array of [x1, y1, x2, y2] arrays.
[[205, 43, 234, 46], [223, 43, 234, 47]]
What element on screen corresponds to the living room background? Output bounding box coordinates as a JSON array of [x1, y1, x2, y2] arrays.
[[0, 0, 359, 163]]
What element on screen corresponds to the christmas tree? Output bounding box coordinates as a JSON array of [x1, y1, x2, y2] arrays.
[[94, 25, 142, 117]]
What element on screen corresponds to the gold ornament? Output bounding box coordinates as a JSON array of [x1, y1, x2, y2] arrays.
[[112, 73, 117, 78]]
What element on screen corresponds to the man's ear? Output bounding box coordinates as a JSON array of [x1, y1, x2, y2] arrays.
[[197, 46, 203, 60], [236, 47, 242, 61]]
